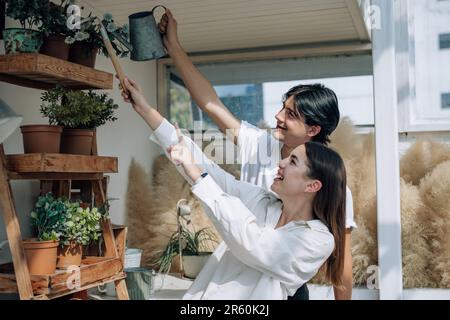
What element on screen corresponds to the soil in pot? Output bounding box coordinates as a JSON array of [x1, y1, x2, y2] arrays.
[[20, 125, 63, 153], [3, 28, 43, 54], [68, 42, 99, 68], [40, 34, 70, 60], [60, 128, 95, 155], [22, 238, 59, 275], [57, 242, 83, 269]]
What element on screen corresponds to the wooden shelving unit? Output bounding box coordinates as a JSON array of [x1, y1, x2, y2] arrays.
[[0, 53, 128, 300], [0, 53, 113, 90]]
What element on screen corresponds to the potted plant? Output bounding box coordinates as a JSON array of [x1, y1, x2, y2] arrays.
[[40, 86, 118, 155], [56, 201, 102, 269], [39, 0, 72, 60], [22, 193, 65, 275], [3, 0, 48, 54], [66, 12, 129, 67], [155, 223, 218, 279]]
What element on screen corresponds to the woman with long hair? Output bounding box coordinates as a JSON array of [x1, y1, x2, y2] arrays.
[[120, 77, 346, 299]]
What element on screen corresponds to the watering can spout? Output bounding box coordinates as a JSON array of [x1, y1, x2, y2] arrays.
[[108, 5, 167, 61]]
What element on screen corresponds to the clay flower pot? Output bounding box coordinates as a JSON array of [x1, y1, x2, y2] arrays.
[[22, 239, 59, 275], [60, 128, 95, 155], [40, 34, 70, 60], [57, 241, 83, 269], [20, 125, 63, 153], [68, 42, 99, 68]]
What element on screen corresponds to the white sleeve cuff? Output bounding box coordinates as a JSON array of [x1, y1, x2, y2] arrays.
[[192, 175, 224, 202], [148, 118, 178, 150]]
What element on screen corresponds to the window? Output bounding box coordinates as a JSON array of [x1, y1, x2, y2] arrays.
[[439, 33, 450, 49], [442, 93, 450, 109], [167, 54, 374, 131]]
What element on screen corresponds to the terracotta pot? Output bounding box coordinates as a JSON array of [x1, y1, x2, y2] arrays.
[[22, 239, 59, 275], [57, 241, 83, 269], [40, 34, 70, 60], [20, 125, 63, 153], [69, 42, 98, 68], [60, 128, 95, 155]]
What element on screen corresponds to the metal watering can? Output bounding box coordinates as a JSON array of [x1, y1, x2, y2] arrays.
[[111, 5, 167, 61]]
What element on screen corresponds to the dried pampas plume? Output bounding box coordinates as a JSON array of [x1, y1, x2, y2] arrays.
[[401, 139, 450, 185], [419, 160, 450, 287]]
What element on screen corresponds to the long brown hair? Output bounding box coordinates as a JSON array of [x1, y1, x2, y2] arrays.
[[304, 142, 346, 287]]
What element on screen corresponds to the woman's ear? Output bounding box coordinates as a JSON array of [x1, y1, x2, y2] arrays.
[[305, 179, 322, 193], [306, 125, 321, 139]]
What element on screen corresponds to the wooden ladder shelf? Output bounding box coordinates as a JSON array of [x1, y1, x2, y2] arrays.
[[0, 52, 127, 300], [0, 147, 129, 299]]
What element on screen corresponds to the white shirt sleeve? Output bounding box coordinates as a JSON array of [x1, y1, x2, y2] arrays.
[[150, 119, 266, 205], [192, 175, 335, 293]]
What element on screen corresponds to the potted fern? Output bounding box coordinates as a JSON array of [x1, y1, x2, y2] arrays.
[[3, 0, 48, 54], [155, 224, 218, 279], [40, 86, 118, 155], [56, 201, 103, 269], [23, 193, 65, 275]]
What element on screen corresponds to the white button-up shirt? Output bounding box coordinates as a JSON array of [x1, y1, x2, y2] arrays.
[[151, 119, 335, 300]]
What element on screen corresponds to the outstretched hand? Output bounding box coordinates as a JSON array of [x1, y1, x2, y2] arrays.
[[117, 75, 152, 117]]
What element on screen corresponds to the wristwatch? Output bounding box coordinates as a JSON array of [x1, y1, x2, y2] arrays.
[[194, 172, 209, 184]]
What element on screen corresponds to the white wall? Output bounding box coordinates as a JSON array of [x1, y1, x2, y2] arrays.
[[0, 44, 161, 263]]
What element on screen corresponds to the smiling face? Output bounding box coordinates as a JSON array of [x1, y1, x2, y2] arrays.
[[270, 144, 322, 198], [273, 96, 321, 149]]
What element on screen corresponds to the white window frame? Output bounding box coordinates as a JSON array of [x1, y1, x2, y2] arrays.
[[396, 0, 450, 132], [156, 42, 372, 119]]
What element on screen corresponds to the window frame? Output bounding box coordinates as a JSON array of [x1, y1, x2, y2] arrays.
[[156, 42, 372, 123], [396, 0, 450, 132]]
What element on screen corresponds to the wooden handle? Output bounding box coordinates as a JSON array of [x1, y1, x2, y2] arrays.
[[98, 21, 129, 95]]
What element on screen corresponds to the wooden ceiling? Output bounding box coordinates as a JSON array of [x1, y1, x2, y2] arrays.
[[78, 0, 371, 53]]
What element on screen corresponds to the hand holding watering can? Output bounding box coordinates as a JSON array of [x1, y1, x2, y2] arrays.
[[98, 6, 172, 97]]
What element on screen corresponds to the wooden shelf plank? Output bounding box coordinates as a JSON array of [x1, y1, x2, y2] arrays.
[[6, 153, 118, 175], [0, 257, 125, 297], [0, 53, 113, 90]]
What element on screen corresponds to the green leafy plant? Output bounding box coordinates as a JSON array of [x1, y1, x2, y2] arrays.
[[5, 0, 49, 29], [65, 12, 129, 58], [38, 0, 72, 36], [60, 201, 102, 246], [40, 86, 118, 129], [155, 221, 218, 273], [30, 193, 67, 241]]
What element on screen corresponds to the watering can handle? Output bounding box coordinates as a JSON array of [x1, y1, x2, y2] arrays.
[[151, 5, 167, 16]]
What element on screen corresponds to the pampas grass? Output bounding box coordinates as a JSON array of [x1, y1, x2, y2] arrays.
[[419, 160, 450, 288], [401, 139, 450, 185], [400, 179, 435, 288]]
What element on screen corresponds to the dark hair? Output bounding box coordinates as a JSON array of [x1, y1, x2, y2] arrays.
[[304, 141, 346, 287], [284, 84, 340, 145]]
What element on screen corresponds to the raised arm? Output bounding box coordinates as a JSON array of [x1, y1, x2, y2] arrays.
[[158, 9, 241, 144], [120, 77, 265, 205]]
